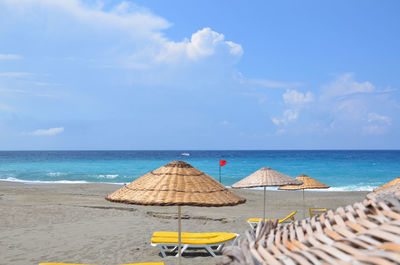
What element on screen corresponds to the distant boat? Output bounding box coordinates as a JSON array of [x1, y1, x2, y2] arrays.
[[181, 153, 190, 157]]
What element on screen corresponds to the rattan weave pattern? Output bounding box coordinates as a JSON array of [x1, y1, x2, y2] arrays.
[[374, 177, 400, 192], [220, 191, 400, 265], [106, 161, 246, 207], [278, 174, 330, 190], [231, 167, 303, 188], [368, 183, 400, 200]]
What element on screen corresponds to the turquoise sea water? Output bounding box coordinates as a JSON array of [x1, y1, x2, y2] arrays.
[[0, 150, 399, 191]]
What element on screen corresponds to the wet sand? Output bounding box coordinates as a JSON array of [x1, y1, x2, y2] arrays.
[[0, 182, 368, 265]]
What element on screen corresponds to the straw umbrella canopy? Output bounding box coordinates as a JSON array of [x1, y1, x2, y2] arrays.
[[106, 160, 245, 264], [231, 167, 302, 221], [279, 174, 330, 218], [367, 183, 400, 200], [374, 176, 400, 192]]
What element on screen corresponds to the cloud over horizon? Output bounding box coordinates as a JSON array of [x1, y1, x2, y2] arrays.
[[0, 0, 399, 150], [271, 73, 398, 137], [0, 54, 22, 60], [29, 127, 64, 136], [0, 0, 242, 69]]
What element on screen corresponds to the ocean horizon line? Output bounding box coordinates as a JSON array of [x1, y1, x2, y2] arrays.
[[0, 149, 400, 152]]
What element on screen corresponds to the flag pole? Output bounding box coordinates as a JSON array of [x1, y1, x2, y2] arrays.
[[219, 165, 221, 183]]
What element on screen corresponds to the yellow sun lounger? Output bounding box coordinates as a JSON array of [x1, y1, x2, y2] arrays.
[[309, 207, 327, 217], [39, 263, 94, 265], [247, 211, 297, 229], [151, 232, 239, 257], [153, 231, 228, 238], [39, 262, 165, 265]]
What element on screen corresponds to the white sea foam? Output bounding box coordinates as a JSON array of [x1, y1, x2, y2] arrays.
[[228, 185, 376, 192], [97, 174, 119, 179], [0, 177, 126, 185], [327, 185, 377, 191], [0, 175, 377, 191], [0, 177, 88, 184], [47, 172, 68, 176]]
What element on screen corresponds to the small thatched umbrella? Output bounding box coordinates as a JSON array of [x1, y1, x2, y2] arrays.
[[106, 160, 245, 264], [279, 174, 330, 218], [374, 176, 400, 192], [231, 167, 302, 221]]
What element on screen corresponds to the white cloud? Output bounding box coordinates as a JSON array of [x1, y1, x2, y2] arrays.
[[30, 127, 64, 136], [220, 120, 231, 126], [321, 73, 376, 100], [272, 90, 313, 126], [272, 109, 298, 125], [0, 103, 12, 112], [235, 72, 303, 89], [0, 1, 241, 68], [155, 28, 242, 63], [367, 113, 391, 125], [0, 72, 33, 77], [363, 124, 387, 135], [283, 89, 314, 105], [271, 74, 398, 137], [2, 0, 170, 34], [0, 54, 22, 60], [363, 113, 392, 135], [249, 79, 303, 89]]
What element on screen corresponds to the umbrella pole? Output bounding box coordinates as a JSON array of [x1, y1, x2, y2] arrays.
[[178, 205, 182, 265], [263, 186, 266, 222], [302, 189, 305, 219]]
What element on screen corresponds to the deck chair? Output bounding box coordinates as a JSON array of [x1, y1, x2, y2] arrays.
[[309, 207, 327, 217], [151, 232, 238, 257], [247, 211, 297, 229]]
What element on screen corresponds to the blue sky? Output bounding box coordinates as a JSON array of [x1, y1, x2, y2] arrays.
[[0, 0, 399, 150]]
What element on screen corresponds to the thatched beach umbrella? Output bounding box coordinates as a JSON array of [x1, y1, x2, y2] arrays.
[[368, 182, 400, 200], [279, 174, 330, 218], [106, 160, 245, 264], [231, 167, 302, 221], [374, 176, 400, 192]]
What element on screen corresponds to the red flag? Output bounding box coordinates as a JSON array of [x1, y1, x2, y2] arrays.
[[219, 160, 227, 167]]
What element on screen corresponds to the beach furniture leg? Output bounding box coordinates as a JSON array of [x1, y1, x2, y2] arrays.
[[205, 245, 217, 257], [159, 245, 167, 258], [216, 243, 225, 251], [232, 234, 240, 245], [175, 244, 189, 257], [248, 221, 256, 229], [178, 206, 182, 265]]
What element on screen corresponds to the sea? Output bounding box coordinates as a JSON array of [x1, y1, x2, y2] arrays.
[[0, 150, 399, 191]]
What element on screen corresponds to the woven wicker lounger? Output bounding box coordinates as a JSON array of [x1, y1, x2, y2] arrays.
[[151, 232, 238, 257], [247, 211, 297, 229]]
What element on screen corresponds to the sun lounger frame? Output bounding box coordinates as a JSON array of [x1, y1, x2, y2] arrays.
[[151, 233, 239, 257], [247, 211, 297, 229]]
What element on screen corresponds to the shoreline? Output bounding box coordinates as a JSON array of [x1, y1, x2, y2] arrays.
[[0, 179, 376, 192], [1, 182, 368, 265]]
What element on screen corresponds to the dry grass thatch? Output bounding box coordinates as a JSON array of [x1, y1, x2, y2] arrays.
[[106, 160, 246, 207], [220, 190, 400, 265], [368, 183, 400, 201], [231, 167, 303, 188], [374, 177, 400, 192], [279, 175, 330, 190]]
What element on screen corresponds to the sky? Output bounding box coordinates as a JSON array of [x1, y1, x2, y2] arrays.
[[0, 0, 399, 150]]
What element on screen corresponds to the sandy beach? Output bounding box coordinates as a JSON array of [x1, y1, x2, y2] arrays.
[[0, 182, 368, 265]]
